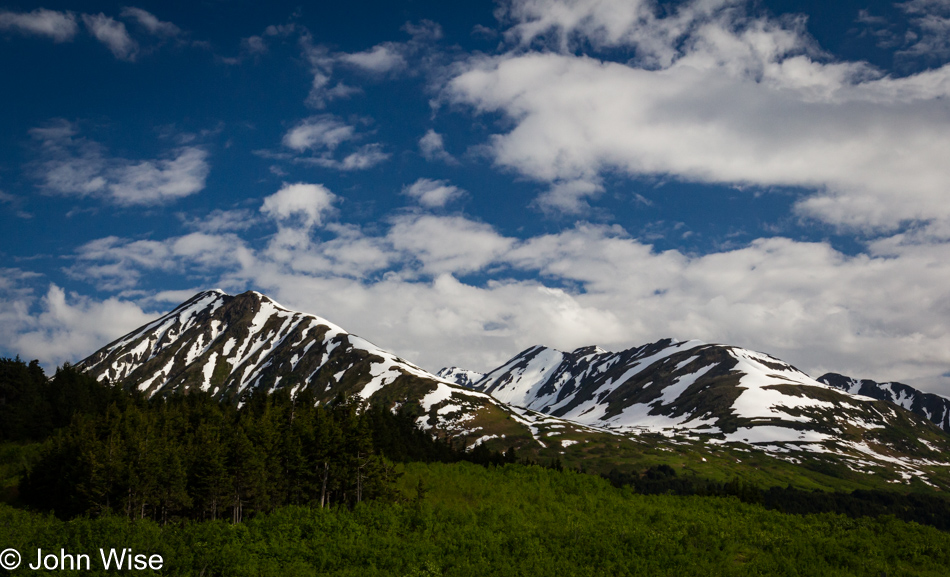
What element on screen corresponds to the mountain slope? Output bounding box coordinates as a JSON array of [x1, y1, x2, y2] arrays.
[[77, 290, 950, 489], [819, 372, 950, 433], [436, 367, 485, 388], [463, 339, 950, 484], [78, 290, 551, 450]]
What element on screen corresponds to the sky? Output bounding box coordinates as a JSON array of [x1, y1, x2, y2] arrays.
[[2, 0, 950, 394]]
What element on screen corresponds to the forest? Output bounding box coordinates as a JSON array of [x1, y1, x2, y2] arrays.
[[1, 357, 514, 523], [4, 356, 950, 575]]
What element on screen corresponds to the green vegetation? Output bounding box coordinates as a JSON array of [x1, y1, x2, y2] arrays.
[[4, 356, 950, 575], [18, 385, 516, 523], [0, 358, 131, 442], [3, 462, 950, 576], [606, 464, 950, 531], [0, 357, 512, 523]]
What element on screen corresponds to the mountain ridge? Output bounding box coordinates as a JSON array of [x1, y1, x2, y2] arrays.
[[455, 339, 950, 485], [77, 289, 950, 489], [819, 372, 950, 433], [78, 289, 556, 453]]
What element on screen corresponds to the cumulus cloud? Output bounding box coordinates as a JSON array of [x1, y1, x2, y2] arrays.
[[403, 178, 465, 208], [388, 215, 515, 275], [297, 20, 440, 108], [281, 116, 390, 170], [82, 13, 138, 61], [332, 145, 391, 170], [299, 37, 361, 109], [536, 179, 604, 214], [261, 182, 337, 228], [108, 148, 209, 204], [43, 182, 950, 393], [29, 120, 210, 205], [283, 116, 356, 151], [338, 43, 407, 73], [445, 0, 950, 231], [0, 8, 78, 42], [418, 129, 456, 163], [0, 282, 157, 369]]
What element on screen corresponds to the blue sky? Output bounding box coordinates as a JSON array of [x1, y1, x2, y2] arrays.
[[2, 0, 950, 393]]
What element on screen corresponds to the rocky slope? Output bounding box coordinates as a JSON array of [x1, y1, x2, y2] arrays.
[[436, 367, 485, 388], [77, 289, 950, 488], [819, 372, 950, 433], [78, 290, 558, 450], [461, 340, 950, 484]]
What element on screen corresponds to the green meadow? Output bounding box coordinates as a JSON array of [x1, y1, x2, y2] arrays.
[[3, 460, 949, 576]]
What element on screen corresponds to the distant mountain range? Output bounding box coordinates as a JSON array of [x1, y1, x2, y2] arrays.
[[79, 289, 950, 489], [818, 372, 950, 433]]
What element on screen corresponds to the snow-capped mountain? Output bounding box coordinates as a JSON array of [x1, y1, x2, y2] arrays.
[[78, 290, 551, 448], [436, 367, 485, 388], [78, 289, 950, 487], [459, 339, 950, 481], [819, 372, 950, 433]]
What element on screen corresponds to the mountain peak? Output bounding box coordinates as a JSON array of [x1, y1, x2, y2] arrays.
[[819, 372, 950, 432], [436, 366, 486, 388], [75, 290, 950, 486]]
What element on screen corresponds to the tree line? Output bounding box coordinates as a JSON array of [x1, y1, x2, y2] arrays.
[[0, 357, 130, 442], [1, 357, 516, 524], [605, 464, 950, 532], [6, 356, 950, 533]]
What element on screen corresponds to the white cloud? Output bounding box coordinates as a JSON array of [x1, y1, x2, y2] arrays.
[[251, 226, 950, 393], [299, 37, 361, 109], [261, 182, 337, 228], [338, 43, 407, 73], [894, 0, 950, 62], [0, 8, 78, 42], [180, 208, 258, 233], [119, 7, 180, 37], [297, 21, 439, 108], [108, 147, 209, 204], [29, 120, 209, 205], [280, 116, 390, 170], [388, 214, 514, 275], [334, 145, 390, 170], [403, 178, 465, 208], [418, 129, 456, 163], [283, 116, 356, 151], [241, 35, 267, 55], [403, 19, 444, 42], [0, 283, 157, 370], [50, 202, 950, 394], [0, 190, 32, 219], [68, 232, 250, 291], [536, 179, 604, 214], [82, 13, 138, 61], [445, 0, 950, 232]]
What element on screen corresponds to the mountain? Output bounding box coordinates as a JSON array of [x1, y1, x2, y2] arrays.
[[461, 339, 950, 485], [819, 372, 950, 433], [436, 367, 485, 388], [78, 289, 557, 451], [77, 289, 950, 489]]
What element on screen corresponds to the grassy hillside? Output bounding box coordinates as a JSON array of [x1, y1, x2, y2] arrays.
[[2, 461, 949, 576], [535, 429, 950, 492]]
